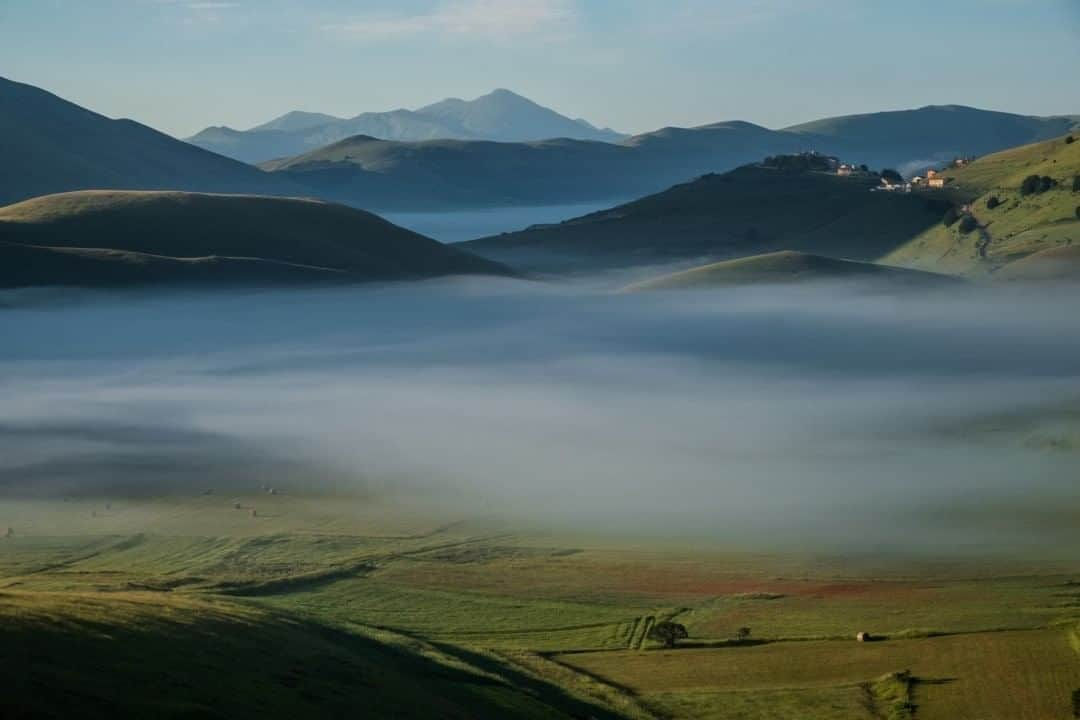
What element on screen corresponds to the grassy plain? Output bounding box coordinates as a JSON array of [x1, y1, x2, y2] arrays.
[[0, 493, 1076, 718]]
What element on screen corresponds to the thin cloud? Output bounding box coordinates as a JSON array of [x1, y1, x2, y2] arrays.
[[324, 0, 577, 43]]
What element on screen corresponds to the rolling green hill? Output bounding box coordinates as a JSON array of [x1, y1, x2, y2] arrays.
[[459, 165, 951, 272], [623, 251, 957, 291], [884, 135, 1080, 275], [0, 191, 509, 289], [0, 76, 303, 207]]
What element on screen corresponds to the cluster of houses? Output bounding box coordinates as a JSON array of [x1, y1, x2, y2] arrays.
[[763, 151, 971, 194], [876, 169, 949, 193]]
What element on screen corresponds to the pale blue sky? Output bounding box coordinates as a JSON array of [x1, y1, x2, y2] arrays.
[[1, 0, 1078, 138]]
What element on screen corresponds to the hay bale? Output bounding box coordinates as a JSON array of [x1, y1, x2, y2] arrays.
[[856, 631, 873, 642]]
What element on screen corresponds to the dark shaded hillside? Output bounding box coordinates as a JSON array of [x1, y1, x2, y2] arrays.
[[0, 241, 346, 289], [0, 191, 509, 289], [261, 135, 638, 210], [0, 76, 303, 206], [459, 166, 951, 272], [1, 591, 611, 720], [785, 105, 1080, 171]]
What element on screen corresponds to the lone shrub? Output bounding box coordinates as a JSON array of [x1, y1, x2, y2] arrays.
[[1021, 174, 1057, 195], [1066, 135, 1076, 144], [1075, 206, 1080, 220], [1072, 175, 1080, 192], [958, 215, 978, 234], [736, 626, 752, 643], [942, 206, 960, 227], [986, 195, 1001, 209], [648, 621, 689, 648]]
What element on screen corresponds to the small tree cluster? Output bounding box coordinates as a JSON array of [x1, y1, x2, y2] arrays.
[[1020, 174, 1057, 196], [880, 168, 904, 185], [761, 153, 834, 173], [648, 621, 689, 648], [986, 195, 1001, 209], [942, 206, 960, 227], [1075, 206, 1080, 220], [958, 215, 978, 235], [1072, 175, 1080, 192]]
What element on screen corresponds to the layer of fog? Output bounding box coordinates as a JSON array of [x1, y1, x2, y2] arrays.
[[2, 278, 1079, 556], [384, 203, 617, 242]]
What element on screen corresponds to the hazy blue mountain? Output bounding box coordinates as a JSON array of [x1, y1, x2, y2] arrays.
[[260, 105, 1080, 212], [415, 89, 625, 143], [0, 76, 302, 206], [260, 121, 808, 211], [187, 89, 628, 163], [251, 110, 344, 132]]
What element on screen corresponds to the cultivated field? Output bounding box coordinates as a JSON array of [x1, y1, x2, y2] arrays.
[[0, 492, 1076, 718]]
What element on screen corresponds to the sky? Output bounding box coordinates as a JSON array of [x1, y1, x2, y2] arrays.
[[1, 0, 1078, 138]]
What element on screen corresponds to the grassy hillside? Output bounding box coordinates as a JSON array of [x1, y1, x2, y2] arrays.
[[623, 251, 956, 291], [0, 76, 302, 206], [0, 191, 509, 289], [884, 135, 1080, 274], [460, 166, 950, 272], [0, 590, 612, 720]]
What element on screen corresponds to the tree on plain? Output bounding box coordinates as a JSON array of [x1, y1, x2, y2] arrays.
[[648, 621, 689, 649]]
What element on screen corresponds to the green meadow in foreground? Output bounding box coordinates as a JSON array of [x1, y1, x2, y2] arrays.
[[0, 493, 1076, 719]]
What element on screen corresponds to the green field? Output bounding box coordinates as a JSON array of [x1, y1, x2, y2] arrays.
[[0, 492, 1076, 718]]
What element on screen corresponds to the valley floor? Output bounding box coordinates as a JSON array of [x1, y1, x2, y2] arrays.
[[0, 494, 1076, 719]]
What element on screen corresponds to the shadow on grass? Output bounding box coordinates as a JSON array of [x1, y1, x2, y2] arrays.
[[0, 594, 612, 720]]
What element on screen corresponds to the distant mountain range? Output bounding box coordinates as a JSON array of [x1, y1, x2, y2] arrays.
[[0, 76, 301, 207], [259, 106, 1080, 212], [3, 75, 1078, 218], [187, 89, 627, 163]]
